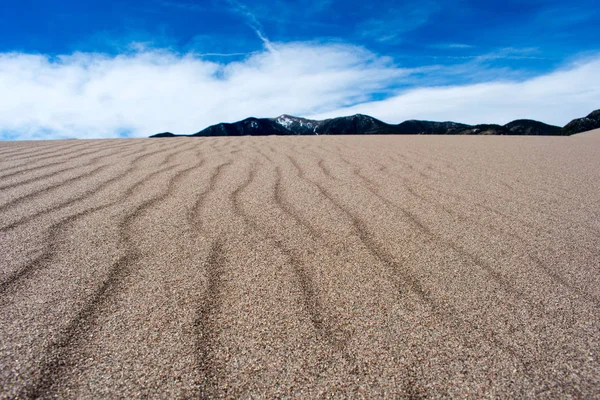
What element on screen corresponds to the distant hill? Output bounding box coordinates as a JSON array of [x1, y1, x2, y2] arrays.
[[150, 132, 179, 138], [561, 110, 600, 135], [504, 120, 562, 136], [196, 117, 291, 137], [394, 120, 470, 135], [150, 109, 599, 137]]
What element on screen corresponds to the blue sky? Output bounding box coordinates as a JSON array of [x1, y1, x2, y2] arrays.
[[1, 0, 599, 139]]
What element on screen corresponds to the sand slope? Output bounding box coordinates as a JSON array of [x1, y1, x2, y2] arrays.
[[1, 134, 599, 398]]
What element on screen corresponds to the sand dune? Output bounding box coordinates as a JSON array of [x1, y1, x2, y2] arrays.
[[1, 133, 599, 398]]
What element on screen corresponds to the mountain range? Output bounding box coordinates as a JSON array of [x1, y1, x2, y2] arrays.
[[150, 109, 600, 138]]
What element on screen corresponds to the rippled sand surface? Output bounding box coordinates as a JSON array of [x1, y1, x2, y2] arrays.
[[1, 131, 599, 398]]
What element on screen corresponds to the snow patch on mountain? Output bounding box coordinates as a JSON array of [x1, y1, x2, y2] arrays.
[[275, 115, 294, 129]]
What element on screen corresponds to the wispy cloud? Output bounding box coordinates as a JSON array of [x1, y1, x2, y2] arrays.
[[226, 0, 276, 53], [158, 0, 278, 53], [196, 52, 250, 57], [310, 55, 600, 126], [472, 47, 547, 61], [431, 43, 475, 50], [357, 1, 441, 43]]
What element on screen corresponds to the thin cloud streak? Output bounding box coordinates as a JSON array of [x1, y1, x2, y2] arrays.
[[357, 1, 441, 43], [226, 0, 276, 53], [197, 52, 251, 57]]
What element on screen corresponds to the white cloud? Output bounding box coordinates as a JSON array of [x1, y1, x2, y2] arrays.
[[0, 43, 405, 139], [310, 56, 600, 126], [0, 43, 599, 140]]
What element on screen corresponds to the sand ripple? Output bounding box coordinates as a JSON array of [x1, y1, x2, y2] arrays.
[[1, 133, 599, 398]]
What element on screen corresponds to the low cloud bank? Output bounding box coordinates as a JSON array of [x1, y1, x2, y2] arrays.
[[0, 43, 404, 139], [0, 44, 598, 139], [313, 56, 600, 126]]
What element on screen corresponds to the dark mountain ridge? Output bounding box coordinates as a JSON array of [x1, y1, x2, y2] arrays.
[[395, 120, 470, 135], [561, 109, 600, 135], [150, 109, 600, 137], [504, 119, 562, 136]]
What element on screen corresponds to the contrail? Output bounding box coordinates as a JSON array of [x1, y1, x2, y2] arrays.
[[226, 0, 277, 53]]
